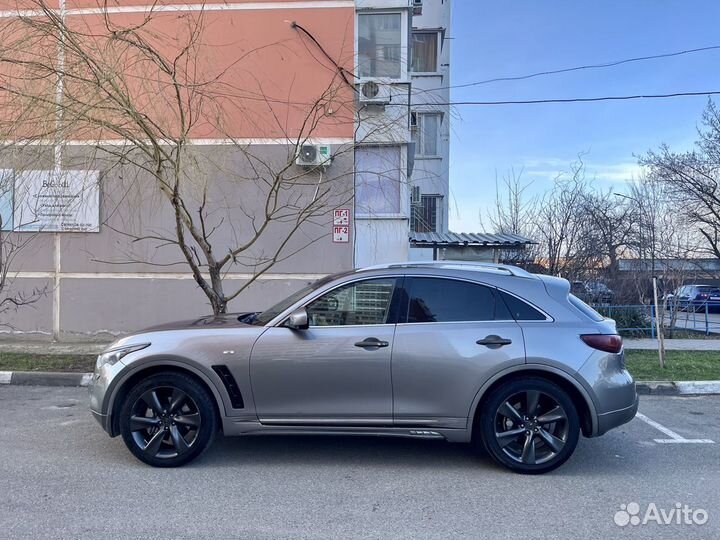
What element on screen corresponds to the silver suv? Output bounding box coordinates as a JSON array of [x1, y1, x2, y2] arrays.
[[89, 262, 638, 474]]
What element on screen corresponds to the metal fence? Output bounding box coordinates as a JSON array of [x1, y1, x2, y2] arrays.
[[593, 304, 720, 336]]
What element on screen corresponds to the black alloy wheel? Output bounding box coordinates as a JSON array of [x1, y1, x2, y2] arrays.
[[120, 372, 217, 467], [478, 378, 580, 474]]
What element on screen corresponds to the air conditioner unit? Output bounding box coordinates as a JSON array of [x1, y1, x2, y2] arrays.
[[296, 144, 331, 167], [412, 0, 423, 15], [358, 80, 392, 105]]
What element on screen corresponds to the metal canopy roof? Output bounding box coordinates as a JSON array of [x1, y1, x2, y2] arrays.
[[409, 232, 535, 247]]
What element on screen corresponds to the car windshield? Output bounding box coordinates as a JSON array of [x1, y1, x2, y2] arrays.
[[249, 270, 354, 326]]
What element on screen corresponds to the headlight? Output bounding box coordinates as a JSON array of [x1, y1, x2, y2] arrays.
[[95, 343, 150, 371]]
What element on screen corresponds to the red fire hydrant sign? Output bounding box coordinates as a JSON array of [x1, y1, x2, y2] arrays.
[[333, 208, 349, 225], [332, 208, 350, 243]]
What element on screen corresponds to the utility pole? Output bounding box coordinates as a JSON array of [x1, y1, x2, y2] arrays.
[[652, 276, 666, 368]]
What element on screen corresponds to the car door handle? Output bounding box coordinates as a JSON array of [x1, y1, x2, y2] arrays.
[[476, 335, 512, 347], [354, 337, 389, 348]]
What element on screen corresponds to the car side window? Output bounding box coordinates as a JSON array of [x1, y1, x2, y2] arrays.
[[306, 278, 397, 326], [496, 290, 547, 321], [405, 278, 501, 323]]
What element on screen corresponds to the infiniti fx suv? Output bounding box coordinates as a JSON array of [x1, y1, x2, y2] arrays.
[[89, 262, 638, 474]]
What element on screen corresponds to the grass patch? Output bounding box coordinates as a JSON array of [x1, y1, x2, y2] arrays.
[[0, 353, 96, 373], [625, 350, 720, 381]]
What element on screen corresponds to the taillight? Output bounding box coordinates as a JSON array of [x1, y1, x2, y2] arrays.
[[698, 293, 709, 299], [581, 334, 623, 353]]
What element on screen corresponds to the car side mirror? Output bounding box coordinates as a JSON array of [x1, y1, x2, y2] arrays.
[[284, 307, 309, 330]]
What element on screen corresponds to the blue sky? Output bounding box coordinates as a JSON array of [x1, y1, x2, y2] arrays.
[[448, 1, 720, 232]]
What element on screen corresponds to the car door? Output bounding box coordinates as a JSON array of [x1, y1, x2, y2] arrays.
[[391, 276, 526, 429], [249, 276, 402, 425]]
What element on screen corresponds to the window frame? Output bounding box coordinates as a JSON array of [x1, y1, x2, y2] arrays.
[[410, 30, 441, 75], [410, 193, 443, 233], [275, 276, 405, 328], [396, 276, 552, 325], [411, 112, 442, 158], [356, 10, 410, 82], [354, 144, 406, 219]]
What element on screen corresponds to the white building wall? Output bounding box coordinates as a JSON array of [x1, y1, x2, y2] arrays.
[[352, 0, 452, 267], [410, 0, 451, 233]]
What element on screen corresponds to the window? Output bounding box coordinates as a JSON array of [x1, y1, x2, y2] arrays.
[[569, 294, 604, 322], [306, 278, 397, 326], [411, 112, 440, 156], [411, 32, 438, 72], [497, 290, 546, 321], [410, 194, 441, 233], [0, 170, 13, 231], [355, 146, 402, 215], [405, 278, 504, 323], [358, 13, 402, 79]]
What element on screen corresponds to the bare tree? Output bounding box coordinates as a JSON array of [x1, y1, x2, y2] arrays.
[[0, 172, 46, 323], [532, 158, 591, 277], [642, 100, 720, 259], [579, 189, 635, 282], [0, 1, 365, 315]]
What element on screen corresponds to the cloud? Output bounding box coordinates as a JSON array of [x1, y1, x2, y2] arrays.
[[521, 159, 644, 183]]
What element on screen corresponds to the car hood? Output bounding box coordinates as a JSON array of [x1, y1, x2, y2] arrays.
[[137, 312, 258, 333]]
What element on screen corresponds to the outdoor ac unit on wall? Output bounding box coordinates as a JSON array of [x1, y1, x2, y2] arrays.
[[412, 0, 423, 15], [358, 80, 392, 105], [296, 144, 332, 167]]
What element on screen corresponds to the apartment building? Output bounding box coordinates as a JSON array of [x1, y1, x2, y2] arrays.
[[409, 0, 450, 235], [0, 0, 451, 338]]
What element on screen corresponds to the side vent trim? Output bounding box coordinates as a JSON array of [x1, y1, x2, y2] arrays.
[[211, 365, 245, 409]]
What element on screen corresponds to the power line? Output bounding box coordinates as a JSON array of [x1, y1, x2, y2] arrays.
[[426, 90, 720, 106], [415, 44, 720, 96]]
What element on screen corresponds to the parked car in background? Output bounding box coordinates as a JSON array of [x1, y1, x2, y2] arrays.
[[666, 284, 720, 312], [89, 262, 637, 474], [570, 281, 614, 305]]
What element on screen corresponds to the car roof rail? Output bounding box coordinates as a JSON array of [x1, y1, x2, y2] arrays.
[[360, 260, 534, 278]]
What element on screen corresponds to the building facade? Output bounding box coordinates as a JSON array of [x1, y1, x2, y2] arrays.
[[409, 0, 451, 235], [0, 0, 451, 339]]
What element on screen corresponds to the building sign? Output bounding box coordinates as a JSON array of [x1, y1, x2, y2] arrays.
[[332, 208, 350, 242], [333, 208, 350, 225], [332, 225, 349, 243], [13, 170, 100, 232]]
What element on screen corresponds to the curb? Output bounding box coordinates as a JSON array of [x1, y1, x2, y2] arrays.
[[1, 371, 720, 395], [0, 371, 92, 387], [635, 380, 720, 396]]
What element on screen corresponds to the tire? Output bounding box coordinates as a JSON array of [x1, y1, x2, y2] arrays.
[[476, 377, 580, 474], [119, 372, 218, 467]]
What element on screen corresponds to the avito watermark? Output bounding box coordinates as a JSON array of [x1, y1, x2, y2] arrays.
[[614, 502, 709, 527]]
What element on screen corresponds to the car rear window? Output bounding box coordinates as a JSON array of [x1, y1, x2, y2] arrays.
[[568, 294, 605, 322], [496, 290, 547, 321]]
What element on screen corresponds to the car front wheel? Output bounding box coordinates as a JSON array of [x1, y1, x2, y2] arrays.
[[477, 378, 580, 474], [119, 372, 218, 467]]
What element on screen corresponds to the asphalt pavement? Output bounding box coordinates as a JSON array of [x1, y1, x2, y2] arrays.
[[0, 386, 718, 540]]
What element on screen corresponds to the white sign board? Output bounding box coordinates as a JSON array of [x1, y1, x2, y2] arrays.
[[332, 225, 349, 243], [333, 208, 350, 225], [13, 170, 100, 232]]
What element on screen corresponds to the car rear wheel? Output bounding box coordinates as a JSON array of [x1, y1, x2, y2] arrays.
[[119, 372, 218, 467], [477, 378, 579, 474]]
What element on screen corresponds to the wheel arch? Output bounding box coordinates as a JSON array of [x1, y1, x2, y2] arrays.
[[468, 364, 598, 439], [107, 360, 225, 437]]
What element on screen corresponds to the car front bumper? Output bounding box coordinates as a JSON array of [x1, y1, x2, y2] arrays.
[[88, 360, 127, 436]]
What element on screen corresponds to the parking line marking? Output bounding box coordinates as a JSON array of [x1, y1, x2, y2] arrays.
[[636, 412, 715, 444], [654, 439, 715, 444]]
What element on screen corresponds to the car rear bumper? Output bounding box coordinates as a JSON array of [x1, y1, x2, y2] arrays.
[[596, 394, 639, 436]]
